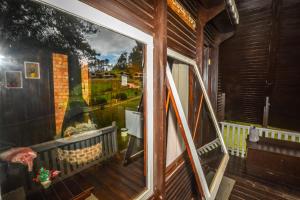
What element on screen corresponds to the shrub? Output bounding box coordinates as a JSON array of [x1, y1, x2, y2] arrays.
[[115, 92, 127, 100], [104, 87, 113, 92], [92, 96, 107, 106]]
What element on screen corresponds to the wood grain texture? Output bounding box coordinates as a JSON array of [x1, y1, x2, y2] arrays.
[[76, 1, 234, 199], [268, 0, 300, 131], [219, 0, 300, 132], [80, 0, 154, 35], [165, 159, 198, 200], [153, 0, 168, 198], [226, 156, 300, 200], [219, 0, 273, 124], [27, 156, 145, 200], [0, 48, 54, 146]]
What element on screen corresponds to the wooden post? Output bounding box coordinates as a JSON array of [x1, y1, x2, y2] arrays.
[[153, 0, 167, 199], [188, 68, 195, 130], [219, 93, 226, 121], [215, 32, 234, 123], [263, 96, 270, 127], [194, 3, 226, 146]]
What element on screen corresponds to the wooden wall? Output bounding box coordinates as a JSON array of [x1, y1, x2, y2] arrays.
[[80, 0, 195, 198], [165, 159, 197, 199], [0, 48, 54, 146], [219, 0, 273, 123], [219, 0, 300, 131], [268, 0, 300, 131]]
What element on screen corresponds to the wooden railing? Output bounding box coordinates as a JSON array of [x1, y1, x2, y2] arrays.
[[28, 122, 118, 190], [220, 121, 300, 158]]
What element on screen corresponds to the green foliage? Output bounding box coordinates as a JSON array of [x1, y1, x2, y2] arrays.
[[115, 92, 127, 100], [128, 41, 143, 69], [38, 168, 50, 182], [0, 0, 99, 63], [92, 96, 107, 106], [114, 52, 128, 69]]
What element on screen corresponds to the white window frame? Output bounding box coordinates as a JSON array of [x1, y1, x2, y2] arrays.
[[166, 48, 229, 200], [33, 0, 154, 199]]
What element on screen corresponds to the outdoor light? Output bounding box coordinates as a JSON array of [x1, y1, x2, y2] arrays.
[[121, 128, 128, 137]]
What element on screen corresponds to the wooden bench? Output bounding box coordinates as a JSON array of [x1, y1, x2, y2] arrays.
[[246, 137, 300, 187], [26, 122, 118, 199]]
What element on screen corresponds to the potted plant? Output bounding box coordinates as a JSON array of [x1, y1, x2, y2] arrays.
[[33, 167, 60, 189]]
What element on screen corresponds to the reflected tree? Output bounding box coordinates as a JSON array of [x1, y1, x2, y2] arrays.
[[0, 0, 98, 63], [128, 41, 143, 69]]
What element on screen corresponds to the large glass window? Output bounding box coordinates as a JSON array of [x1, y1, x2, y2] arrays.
[[0, 1, 152, 199]]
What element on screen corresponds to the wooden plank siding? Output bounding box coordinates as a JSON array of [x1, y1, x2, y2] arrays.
[[0, 49, 54, 146], [165, 159, 197, 200], [268, 0, 300, 131], [81, 0, 155, 35], [79, 0, 229, 199], [219, 0, 273, 124], [219, 0, 300, 132]]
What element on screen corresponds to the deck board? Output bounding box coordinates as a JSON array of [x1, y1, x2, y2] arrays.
[[226, 156, 300, 200], [77, 156, 146, 200], [27, 156, 146, 200]]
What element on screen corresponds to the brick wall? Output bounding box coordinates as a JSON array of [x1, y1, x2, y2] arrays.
[[81, 63, 91, 105], [52, 53, 69, 135]]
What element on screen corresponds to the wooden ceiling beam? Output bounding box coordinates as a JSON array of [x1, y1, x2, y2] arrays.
[[196, 1, 226, 73], [198, 1, 226, 25], [215, 31, 234, 46]]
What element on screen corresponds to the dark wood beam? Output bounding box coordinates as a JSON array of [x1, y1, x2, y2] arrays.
[[215, 31, 235, 46], [196, 2, 225, 73], [153, 0, 167, 199], [188, 68, 195, 130], [198, 2, 226, 25]]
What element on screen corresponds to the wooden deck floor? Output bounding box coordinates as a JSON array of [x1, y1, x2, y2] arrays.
[[79, 156, 146, 200], [27, 156, 146, 200], [27, 155, 300, 200], [226, 156, 300, 200]]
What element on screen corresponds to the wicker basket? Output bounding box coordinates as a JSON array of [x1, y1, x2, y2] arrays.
[[57, 142, 102, 165]]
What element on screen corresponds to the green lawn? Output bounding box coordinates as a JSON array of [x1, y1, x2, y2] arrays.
[[91, 78, 142, 105], [89, 97, 141, 151]]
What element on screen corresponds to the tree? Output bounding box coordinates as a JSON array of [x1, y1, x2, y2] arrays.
[[114, 52, 128, 69], [128, 41, 143, 70], [104, 58, 109, 65], [0, 0, 98, 63]]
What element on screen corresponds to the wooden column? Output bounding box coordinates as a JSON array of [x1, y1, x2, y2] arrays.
[[215, 31, 234, 122], [188, 68, 195, 130], [153, 0, 167, 199], [194, 3, 226, 146], [196, 23, 205, 74], [196, 2, 226, 72]]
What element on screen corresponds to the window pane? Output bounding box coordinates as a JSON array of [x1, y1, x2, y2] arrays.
[[0, 1, 146, 199], [166, 54, 227, 197]]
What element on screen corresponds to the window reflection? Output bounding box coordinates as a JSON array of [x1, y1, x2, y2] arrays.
[[0, 0, 146, 199]]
